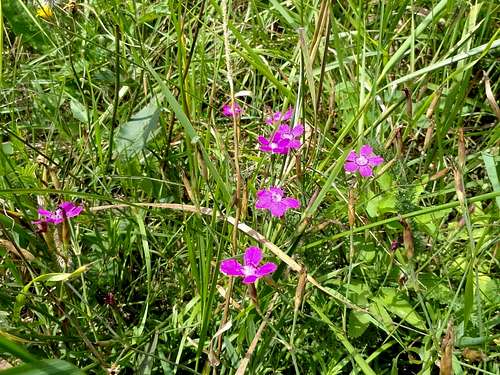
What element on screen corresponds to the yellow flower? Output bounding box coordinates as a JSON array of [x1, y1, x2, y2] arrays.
[[36, 4, 53, 19]]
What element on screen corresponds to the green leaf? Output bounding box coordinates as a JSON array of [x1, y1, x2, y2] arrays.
[[0, 336, 37, 363], [463, 265, 473, 329], [348, 310, 371, 338], [366, 192, 397, 217], [2, 0, 53, 50], [115, 99, 161, 158], [14, 265, 89, 321], [0, 359, 84, 375], [482, 152, 500, 209], [374, 288, 426, 330], [1, 142, 13, 155], [69, 99, 89, 123]]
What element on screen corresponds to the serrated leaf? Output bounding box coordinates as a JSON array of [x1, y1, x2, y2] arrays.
[[115, 99, 161, 158]]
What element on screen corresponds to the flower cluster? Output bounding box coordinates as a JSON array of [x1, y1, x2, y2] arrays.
[[219, 104, 303, 284], [219, 101, 386, 286], [33, 201, 83, 225]]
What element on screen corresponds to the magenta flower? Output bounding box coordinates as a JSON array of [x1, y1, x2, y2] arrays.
[[266, 107, 293, 125], [258, 124, 303, 154], [222, 102, 242, 117], [344, 144, 384, 177], [258, 135, 289, 154], [275, 124, 303, 147], [33, 201, 83, 225], [220, 246, 277, 284], [255, 187, 300, 217]]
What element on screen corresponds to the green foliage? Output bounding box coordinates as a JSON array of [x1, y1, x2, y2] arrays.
[[0, 0, 499, 373]]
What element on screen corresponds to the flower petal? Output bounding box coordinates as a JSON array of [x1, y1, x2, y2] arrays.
[[360, 144, 373, 157], [59, 201, 76, 211], [286, 140, 301, 149], [220, 259, 244, 276], [258, 136, 269, 146], [346, 151, 357, 161], [282, 107, 294, 121], [255, 262, 277, 277], [255, 190, 273, 209], [291, 124, 304, 137], [269, 187, 283, 196], [359, 165, 373, 177], [368, 155, 384, 166], [68, 206, 84, 217], [344, 161, 359, 172], [37, 208, 53, 217], [277, 124, 291, 134], [242, 275, 258, 284], [47, 216, 64, 224], [244, 247, 263, 267], [283, 197, 300, 209], [269, 202, 288, 217], [60, 202, 83, 218]]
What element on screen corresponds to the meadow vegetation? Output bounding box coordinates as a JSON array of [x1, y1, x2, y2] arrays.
[[0, 0, 499, 374]]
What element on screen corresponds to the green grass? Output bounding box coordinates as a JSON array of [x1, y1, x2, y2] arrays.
[[0, 0, 499, 374]]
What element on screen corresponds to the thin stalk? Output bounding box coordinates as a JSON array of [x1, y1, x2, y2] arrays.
[[107, 25, 121, 170]]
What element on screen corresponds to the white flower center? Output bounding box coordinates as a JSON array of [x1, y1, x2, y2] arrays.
[[356, 155, 368, 166], [54, 209, 64, 220], [271, 192, 282, 202], [243, 265, 256, 276], [270, 143, 278, 149]]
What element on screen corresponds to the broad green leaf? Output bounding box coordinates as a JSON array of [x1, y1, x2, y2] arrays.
[[1, 142, 13, 155], [70, 99, 89, 123], [366, 192, 397, 217], [476, 275, 499, 306], [374, 288, 426, 330], [415, 208, 451, 234], [115, 99, 161, 158], [376, 172, 393, 191], [348, 310, 371, 338]]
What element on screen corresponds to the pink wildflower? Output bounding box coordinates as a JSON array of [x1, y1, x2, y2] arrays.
[[266, 107, 293, 125], [344, 144, 384, 177], [33, 201, 83, 225], [255, 187, 300, 217], [220, 246, 277, 284], [222, 102, 242, 117], [258, 124, 303, 154], [258, 135, 289, 154]]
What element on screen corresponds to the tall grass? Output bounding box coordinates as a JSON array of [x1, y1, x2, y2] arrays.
[[0, 0, 499, 374]]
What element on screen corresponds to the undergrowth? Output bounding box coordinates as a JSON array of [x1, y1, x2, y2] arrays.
[[0, 0, 499, 374]]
